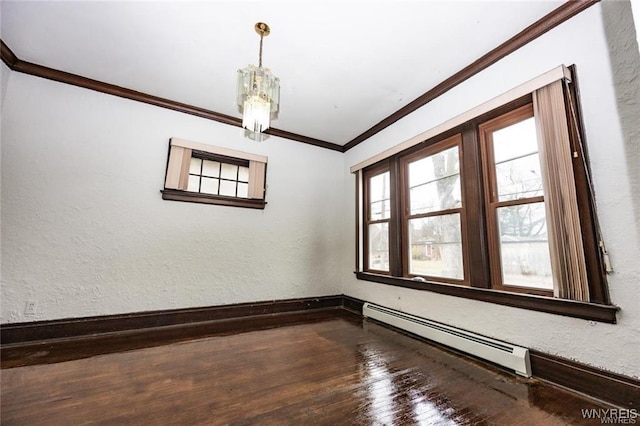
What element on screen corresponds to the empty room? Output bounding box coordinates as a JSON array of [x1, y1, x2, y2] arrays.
[[1, 0, 639, 424]]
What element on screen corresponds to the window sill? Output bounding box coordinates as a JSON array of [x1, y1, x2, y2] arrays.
[[355, 272, 619, 323], [161, 189, 266, 210]]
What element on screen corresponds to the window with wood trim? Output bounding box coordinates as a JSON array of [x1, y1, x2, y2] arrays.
[[479, 104, 553, 296], [363, 166, 391, 273], [357, 70, 614, 321], [162, 138, 267, 209], [402, 134, 466, 282]]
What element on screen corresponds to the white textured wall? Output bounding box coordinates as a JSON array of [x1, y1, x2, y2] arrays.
[[2, 0, 638, 382], [342, 2, 640, 379], [1, 72, 344, 322], [1, 62, 9, 112], [632, 0, 640, 49], [1, 63, 7, 283]]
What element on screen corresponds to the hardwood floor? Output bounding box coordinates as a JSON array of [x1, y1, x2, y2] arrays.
[[1, 310, 611, 425]]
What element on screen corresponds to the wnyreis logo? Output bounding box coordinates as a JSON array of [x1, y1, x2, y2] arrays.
[[581, 409, 638, 424]]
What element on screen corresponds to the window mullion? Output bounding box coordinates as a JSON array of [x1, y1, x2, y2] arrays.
[[461, 126, 491, 288], [407, 207, 462, 220], [368, 218, 391, 225], [199, 158, 204, 193], [235, 164, 240, 197], [389, 158, 403, 277], [217, 162, 222, 195], [492, 196, 545, 209]]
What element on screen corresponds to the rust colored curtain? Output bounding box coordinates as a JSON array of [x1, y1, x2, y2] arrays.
[[533, 80, 589, 301]]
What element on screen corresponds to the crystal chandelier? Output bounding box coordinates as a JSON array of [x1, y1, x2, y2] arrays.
[[237, 22, 280, 142]]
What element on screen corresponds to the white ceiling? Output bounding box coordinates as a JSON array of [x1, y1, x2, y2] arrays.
[[1, 1, 564, 145]]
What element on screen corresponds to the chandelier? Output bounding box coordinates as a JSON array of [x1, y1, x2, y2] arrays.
[[237, 22, 280, 142]]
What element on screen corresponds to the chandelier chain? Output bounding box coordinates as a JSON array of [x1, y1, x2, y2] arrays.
[[258, 34, 264, 68]]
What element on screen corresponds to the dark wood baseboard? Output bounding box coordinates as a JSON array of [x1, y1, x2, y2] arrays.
[[363, 313, 639, 410], [341, 295, 365, 315], [1, 309, 362, 369], [0, 295, 344, 345], [2, 294, 637, 410], [361, 305, 639, 410], [530, 350, 640, 410]]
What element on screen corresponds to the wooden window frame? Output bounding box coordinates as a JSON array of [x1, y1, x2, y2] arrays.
[[161, 138, 267, 209], [363, 163, 392, 275], [478, 104, 552, 297], [357, 70, 616, 323], [400, 134, 470, 285]]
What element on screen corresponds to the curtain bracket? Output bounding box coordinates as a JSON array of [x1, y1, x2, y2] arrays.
[[599, 240, 613, 273]]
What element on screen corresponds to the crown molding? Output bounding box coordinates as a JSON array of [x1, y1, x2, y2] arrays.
[[342, 0, 600, 152], [1, 1, 599, 153], [1, 39, 18, 68], [0, 40, 343, 152]]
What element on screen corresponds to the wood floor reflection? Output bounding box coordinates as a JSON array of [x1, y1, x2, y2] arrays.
[[1, 311, 609, 425]]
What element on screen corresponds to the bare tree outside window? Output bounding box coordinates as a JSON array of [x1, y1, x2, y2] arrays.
[[407, 141, 464, 280]]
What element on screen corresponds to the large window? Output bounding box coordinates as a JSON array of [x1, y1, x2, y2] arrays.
[[480, 105, 553, 295], [357, 73, 614, 322], [403, 135, 465, 281]]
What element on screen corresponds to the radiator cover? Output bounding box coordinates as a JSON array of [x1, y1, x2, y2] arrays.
[[363, 302, 532, 377]]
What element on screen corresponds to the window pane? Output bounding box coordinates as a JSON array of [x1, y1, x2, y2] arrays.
[[408, 146, 459, 187], [370, 172, 390, 202], [202, 160, 220, 177], [408, 214, 463, 280], [497, 202, 553, 290], [237, 182, 249, 198], [238, 166, 250, 182], [369, 171, 391, 220], [408, 146, 461, 215], [219, 179, 236, 196], [370, 200, 390, 221], [189, 158, 202, 174], [221, 163, 238, 180], [492, 117, 538, 164], [368, 223, 389, 271], [187, 175, 200, 192], [495, 153, 543, 202], [410, 175, 461, 215], [200, 177, 219, 195]]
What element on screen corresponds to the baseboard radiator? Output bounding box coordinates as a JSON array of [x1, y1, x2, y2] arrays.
[[363, 302, 532, 377]]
